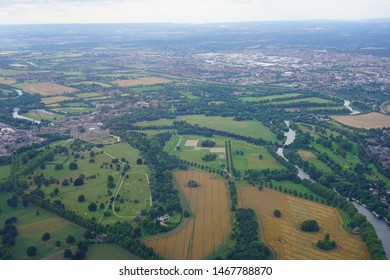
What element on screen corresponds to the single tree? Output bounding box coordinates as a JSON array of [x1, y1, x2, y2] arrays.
[[63, 248, 72, 258], [69, 162, 78, 170], [273, 209, 282, 218], [26, 246, 37, 257], [66, 235, 76, 244], [88, 202, 97, 212], [78, 195, 86, 203], [77, 241, 88, 252], [41, 232, 51, 241]]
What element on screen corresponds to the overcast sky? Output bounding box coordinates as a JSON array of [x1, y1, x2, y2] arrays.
[[0, 0, 389, 25]]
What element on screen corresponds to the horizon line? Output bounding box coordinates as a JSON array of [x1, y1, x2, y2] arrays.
[[1, 17, 390, 27]]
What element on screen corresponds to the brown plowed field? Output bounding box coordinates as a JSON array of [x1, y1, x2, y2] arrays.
[[144, 170, 231, 259], [238, 187, 369, 260], [114, 77, 171, 87], [332, 112, 390, 129]]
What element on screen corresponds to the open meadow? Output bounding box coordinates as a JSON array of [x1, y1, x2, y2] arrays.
[[241, 93, 302, 102], [238, 187, 369, 260], [0, 164, 10, 180], [164, 134, 283, 172], [297, 150, 332, 173], [32, 142, 150, 224], [0, 192, 86, 260], [136, 115, 276, 142], [144, 170, 231, 259]]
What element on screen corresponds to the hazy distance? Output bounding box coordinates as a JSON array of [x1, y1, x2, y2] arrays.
[[0, 0, 390, 25]]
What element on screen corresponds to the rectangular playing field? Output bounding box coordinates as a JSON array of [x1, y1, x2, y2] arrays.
[[144, 170, 231, 259], [238, 187, 369, 260]]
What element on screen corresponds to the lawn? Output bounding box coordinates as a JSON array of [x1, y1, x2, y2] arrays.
[[136, 115, 276, 142], [164, 134, 283, 172], [131, 85, 165, 93], [76, 92, 105, 98], [231, 140, 284, 171], [102, 171, 151, 224], [71, 81, 112, 88], [100, 142, 143, 166], [0, 192, 86, 260], [85, 243, 138, 260], [273, 180, 324, 201], [42, 95, 73, 105], [165, 135, 226, 170], [0, 164, 10, 180], [22, 110, 64, 121], [53, 107, 96, 114], [35, 150, 122, 222], [30, 142, 150, 225], [270, 97, 335, 105], [241, 93, 302, 102], [297, 150, 332, 173]]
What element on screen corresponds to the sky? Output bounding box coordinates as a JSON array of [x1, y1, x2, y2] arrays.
[[0, 0, 389, 25]]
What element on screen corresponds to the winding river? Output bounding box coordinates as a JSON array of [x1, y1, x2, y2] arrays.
[[276, 121, 313, 181], [344, 100, 361, 115], [11, 89, 41, 124], [278, 120, 390, 258]]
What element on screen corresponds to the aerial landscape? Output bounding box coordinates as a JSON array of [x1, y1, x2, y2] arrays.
[[0, 2, 390, 262]]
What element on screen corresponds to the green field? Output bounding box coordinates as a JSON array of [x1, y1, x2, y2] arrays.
[[164, 134, 283, 172], [101, 172, 151, 224], [32, 142, 150, 223], [131, 85, 165, 93], [0, 192, 85, 260], [0, 68, 26, 75], [134, 129, 175, 137], [241, 93, 302, 102], [76, 92, 105, 98], [62, 102, 90, 107], [85, 243, 138, 260], [22, 110, 64, 121], [100, 142, 143, 166], [297, 150, 333, 173], [71, 81, 112, 88], [270, 97, 335, 105], [273, 181, 324, 201], [165, 134, 226, 170], [230, 140, 284, 171], [136, 115, 276, 142], [36, 149, 122, 222], [0, 164, 10, 179], [53, 107, 96, 114], [306, 106, 346, 111]]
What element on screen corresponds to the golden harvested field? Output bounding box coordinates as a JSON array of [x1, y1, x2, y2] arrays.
[[332, 112, 390, 129], [145, 170, 231, 259], [0, 77, 16, 85], [238, 187, 369, 260], [297, 150, 317, 160], [18, 82, 77, 96], [113, 77, 171, 87]]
